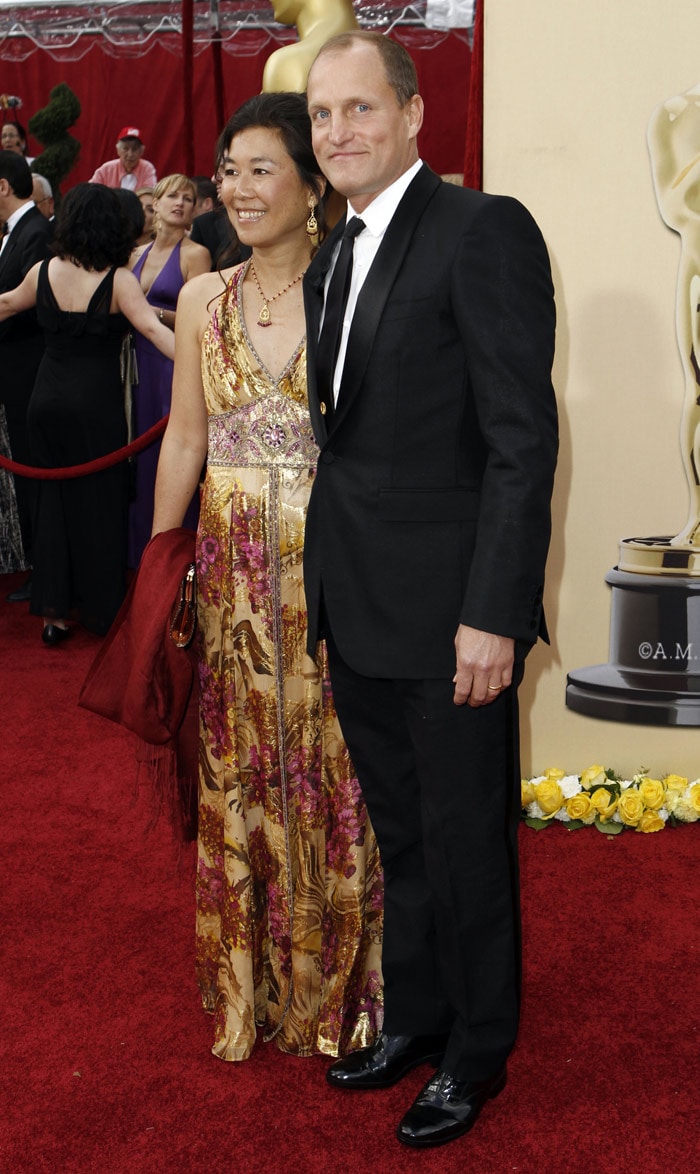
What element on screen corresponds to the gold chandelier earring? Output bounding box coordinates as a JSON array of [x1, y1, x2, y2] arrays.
[[306, 200, 318, 238]]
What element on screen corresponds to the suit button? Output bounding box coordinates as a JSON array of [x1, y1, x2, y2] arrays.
[[320, 402, 327, 414], [321, 451, 335, 464]]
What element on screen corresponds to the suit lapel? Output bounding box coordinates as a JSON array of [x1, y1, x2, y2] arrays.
[[0, 206, 37, 285], [304, 218, 345, 445], [304, 166, 441, 442], [333, 165, 441, 428]]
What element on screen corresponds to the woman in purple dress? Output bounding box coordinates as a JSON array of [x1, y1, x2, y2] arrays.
[[127, 173, 209, 565]]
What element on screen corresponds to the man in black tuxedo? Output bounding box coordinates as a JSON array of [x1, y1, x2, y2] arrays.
[[303, 33, 558, 1149], [0, 151, 53, 593]]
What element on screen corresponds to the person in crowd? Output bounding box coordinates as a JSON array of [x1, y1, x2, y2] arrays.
[[0, 403, 25, 574], [113, 188, 145, 247], [151, 92, 383, 1062], [31, 174, 54, 221], [189, 159, 246, 270], [303, 32, 558, 1149], [126, 174, 209, 565], [0, 183, 175, 644], [1, 120, 34, 163], [89, 126, 157, 191], [0, 150, 53, 600], [134, 187, 155, 246], [191, 175, 218, 217]]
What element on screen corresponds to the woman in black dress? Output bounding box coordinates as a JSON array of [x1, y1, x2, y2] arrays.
[[0, 183, 175, 643]]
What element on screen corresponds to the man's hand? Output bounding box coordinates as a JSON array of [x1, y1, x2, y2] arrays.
[[453, 624, 515, 707]]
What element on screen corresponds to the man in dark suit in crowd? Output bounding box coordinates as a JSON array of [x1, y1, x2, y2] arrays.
[[0, 151, 53, 598], [303, 32, 558, 1149], [190, 170, 249, 271]]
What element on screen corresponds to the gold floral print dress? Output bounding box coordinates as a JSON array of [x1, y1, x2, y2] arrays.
[[195, 264, 383, 1061]]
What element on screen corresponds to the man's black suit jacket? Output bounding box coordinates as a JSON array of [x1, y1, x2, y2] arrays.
[[302, 165, 558, 680], [0, 203, 53, 410]]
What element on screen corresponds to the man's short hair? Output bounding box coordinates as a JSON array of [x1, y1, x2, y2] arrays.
[[311, 30, 419, 107], [192, 175, 218, 205], [0, 150, 33, 199], [32, 173, 53, 201]]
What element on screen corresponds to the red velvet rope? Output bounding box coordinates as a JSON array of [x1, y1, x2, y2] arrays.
[[0, 415, 168, 480]]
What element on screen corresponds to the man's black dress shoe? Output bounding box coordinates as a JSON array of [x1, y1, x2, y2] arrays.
[[41, 624, 71, 646], [396, 1065, 507, 1148], [326, 1032, 448, 1090], [6, 576, 32, 602]]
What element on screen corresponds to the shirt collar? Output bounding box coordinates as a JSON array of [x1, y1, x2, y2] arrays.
[[6, 200, 35, 234], [347, 159, 423, 238]]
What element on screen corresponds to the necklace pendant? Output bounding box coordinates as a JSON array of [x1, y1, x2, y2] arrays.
[[258, 301, 271, 327]]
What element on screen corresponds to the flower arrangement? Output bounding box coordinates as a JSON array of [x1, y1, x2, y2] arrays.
[[522, 766, 700, 834]]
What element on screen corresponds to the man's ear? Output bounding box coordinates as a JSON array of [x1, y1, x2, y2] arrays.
[[406, 94, 424, 141]]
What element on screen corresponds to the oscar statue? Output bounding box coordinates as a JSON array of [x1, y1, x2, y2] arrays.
[[567, 84, 700, 725]]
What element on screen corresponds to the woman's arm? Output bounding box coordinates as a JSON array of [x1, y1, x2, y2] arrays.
[[113, 267, 175, 359], [0, 262, 40, 321], [151, 278, 211, 535]]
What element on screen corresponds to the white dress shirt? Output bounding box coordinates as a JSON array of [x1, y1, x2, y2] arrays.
[[326, 159, 424, 403]]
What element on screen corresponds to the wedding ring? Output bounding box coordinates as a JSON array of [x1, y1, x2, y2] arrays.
[[487, 685, 501, 691]]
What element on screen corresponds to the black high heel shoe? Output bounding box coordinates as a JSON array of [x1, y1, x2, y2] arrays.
[[42, 624, 71, 646]]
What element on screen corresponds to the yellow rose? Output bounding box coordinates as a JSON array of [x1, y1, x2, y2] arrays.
[[580, 765, 607, 791], [565, 793, 593, 822], [521, 779, 535, 808], [663, 773, 688, 795], [617, 788, 645, 826], [589, 787, 617, 821], [689, 783, 700, 814], [534, 777, 564, 816], [543, 767, 566, 782], [638, 777, 665, 811], [638, 809, 665, 833]]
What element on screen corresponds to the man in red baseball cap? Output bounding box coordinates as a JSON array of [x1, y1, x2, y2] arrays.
[[89, 126, 157, 191]]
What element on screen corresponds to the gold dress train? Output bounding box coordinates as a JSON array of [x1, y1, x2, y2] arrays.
[[195, 264, 383, 1061]]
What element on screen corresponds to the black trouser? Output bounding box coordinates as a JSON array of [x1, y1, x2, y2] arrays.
[[325, 631, 524, 1082]]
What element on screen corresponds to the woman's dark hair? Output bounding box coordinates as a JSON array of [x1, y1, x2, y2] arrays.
[[215, 92, 329, 242], [53, 183, 133, 270], [113, 188, 145, 247]]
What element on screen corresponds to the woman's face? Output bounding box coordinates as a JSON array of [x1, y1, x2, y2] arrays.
[[138, 192, 155, 235], [153, 186, 195, 232], [1, 125, 24, 154], [220, 126, 315, 249]]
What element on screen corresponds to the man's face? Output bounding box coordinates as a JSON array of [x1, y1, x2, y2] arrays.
[[194, 194, 214, 217], [32, 177, 53, 219], [0, 177, 11, 220], [307, 42, 423, 214], [116, 137, 144, 174]]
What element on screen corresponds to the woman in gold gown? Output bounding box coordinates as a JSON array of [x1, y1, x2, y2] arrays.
[[151, 93, 383, 1062]]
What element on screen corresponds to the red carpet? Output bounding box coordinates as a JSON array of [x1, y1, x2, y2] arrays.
[[1, 568, 698, 1173]]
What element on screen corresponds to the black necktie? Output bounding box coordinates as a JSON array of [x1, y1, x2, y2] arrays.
[[316, 216, 366, 421]]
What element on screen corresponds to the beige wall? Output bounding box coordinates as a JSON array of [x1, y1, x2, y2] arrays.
[[484, 1, 700, 775]]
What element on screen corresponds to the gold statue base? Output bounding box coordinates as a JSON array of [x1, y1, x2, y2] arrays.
[[617, 535, 700, 576]]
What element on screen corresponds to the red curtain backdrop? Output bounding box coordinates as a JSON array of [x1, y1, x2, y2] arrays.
[[0, 31, 470, 187]]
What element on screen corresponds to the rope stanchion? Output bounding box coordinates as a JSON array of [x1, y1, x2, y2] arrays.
[[0, 415, 169, 480]]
